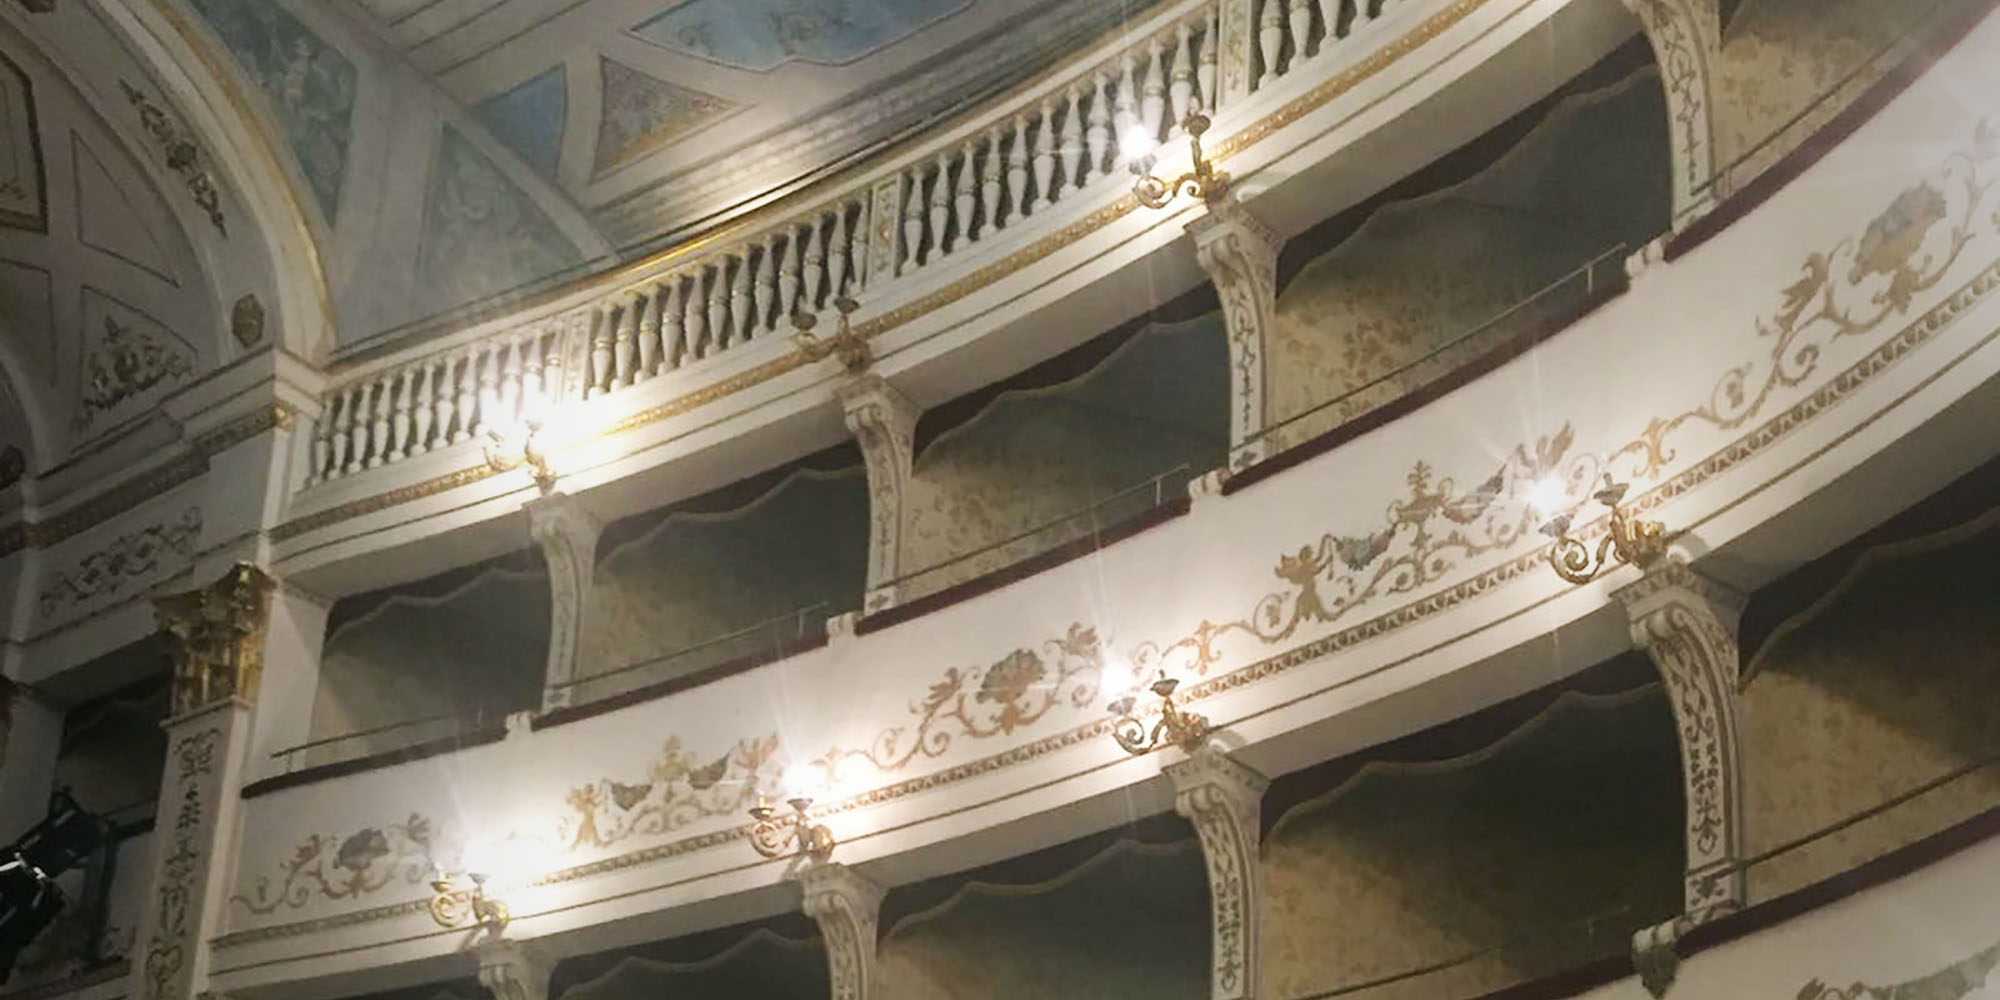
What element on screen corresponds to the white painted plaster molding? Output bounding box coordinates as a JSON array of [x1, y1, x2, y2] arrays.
[[1619, 0, 1723, 226], [837, 375, 920, 614], [526, 491, 602, 710], [1189, 196, 1282, 470], [1167, 746, 1269, 1000], [793, 862, 887, 1000]]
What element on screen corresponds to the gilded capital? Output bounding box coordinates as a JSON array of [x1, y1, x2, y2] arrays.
[[155, 563, 277, 715]]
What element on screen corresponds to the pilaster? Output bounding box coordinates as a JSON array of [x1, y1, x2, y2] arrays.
[[837, 375, 920, 614], [1166, 746, 1269, 1000], [130, 563, 275, 1000], [526, 492, 602, 710], [1215, 0, 1258, 105], [1620, 0, 1724, 226], [1188, 197, 1282, 471], [793, 862, 886, 1000], [1614, 561, 1747, 918], [475, 937, 552, 1000]]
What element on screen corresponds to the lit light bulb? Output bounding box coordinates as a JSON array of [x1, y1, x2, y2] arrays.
[[782, 762, 827, 804], [1100, 659, 1137, 700], [1121, 127, 1159, 166], [1526, 476, 1569, 518]]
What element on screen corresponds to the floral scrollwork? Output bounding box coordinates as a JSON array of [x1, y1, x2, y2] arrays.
[[230, 814, 436, 915], [561, 735, 779, 851]]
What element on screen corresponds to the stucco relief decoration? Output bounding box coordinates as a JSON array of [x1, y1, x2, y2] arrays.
[[141, 727, 217, 1000], [561, 734, 779, 850], [37, 509, 201, 618], [77, 311, 196, 429], [1796, 938, 1999, 1000], [817, 623, 1103, 774], [0, 51, 45, 231], [593, 59, 736, 176], [631, 0, 974, 72], [119, 82, 225, 236], [230, 815, 437, 915], [417, 127, 583, 314]]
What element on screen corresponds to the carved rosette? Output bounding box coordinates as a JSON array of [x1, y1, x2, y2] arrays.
[[1619, 0, 1722, 223], [1190, 198, 1282, 470], [1615, 562, 1746, 916], [1167, 746, 1269, 1000], [155, 563, 276, 716], [838, 375, 920, 613], [476, 938, 551, 1000], [794, 862, 886, 1000], [526, 492, 603, 709]]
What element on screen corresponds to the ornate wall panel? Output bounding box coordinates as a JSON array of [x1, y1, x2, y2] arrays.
[[875, 838, 1208, 1000], [1267, 71, 1670, 452], [1739, 508, 2000, 902], [1260, 691, 1683, 999], [0, 48, 44, 232], [900, 314, 1228, 598]]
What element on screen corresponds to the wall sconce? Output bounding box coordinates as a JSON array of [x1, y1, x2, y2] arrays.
[[1107, 670, 1212, 756], [428, 868, 510, 930], [1127, 110, 1228, 210], [791, 296, 870, 374], [748, 765, 836, 861], [483, 397, 559, 495], [1538, 475, 1668, 585]]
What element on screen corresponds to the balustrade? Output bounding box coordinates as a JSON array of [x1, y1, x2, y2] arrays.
[[303, 0, 1386, 488]]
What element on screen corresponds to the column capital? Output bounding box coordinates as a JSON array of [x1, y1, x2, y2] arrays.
[[836, 375, 920, 614], [792, 862, 886, 1000], [1167, 746, 1268, 1000], [1615, 560, 1747, 916], [525, 491, 603, 709], [476, 937, 552, 1000], [1188, 196, 1281, 471], [155, 562, 277, 716]]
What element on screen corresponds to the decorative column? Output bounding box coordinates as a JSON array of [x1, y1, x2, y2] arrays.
[[130, 563, 276, 1000], [476, 937, 552, 1000], [1614, 561, 1746, 919], [1189, 196, 1282, 471], [837, 375, 920, 615], [527, 491, 602, 710], [794, 862, 886, 1000], [1167, 746, 1269, 1000], [1620, 0, 1724, 227]]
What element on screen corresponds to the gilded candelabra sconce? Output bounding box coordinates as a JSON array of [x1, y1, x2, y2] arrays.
[[1538, 474, 1669, 585], [748, 790, 836, 862], [791, 296, 870, 374], [483, 406, 558, 496], [1128, 110, 1228, 210], [1108, 672, 1213, 756], [428, 868, 510, 930]]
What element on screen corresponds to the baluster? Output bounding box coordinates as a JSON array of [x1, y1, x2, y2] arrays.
[[1115, 51, 1141, 145], [707, 263, 732, 352], [685, 271, 711, 360], [546, 321, 573, 401], [724, 254, 749, 343], [412, 361, 436, 453], [1288, 0, 1313, 65], [333, 386, 357, 476], [344, 386, 369, 474], [430, 361, 455, 451], [612, 296, 638, 387], [366, 378, 391, 468], [1318, 0, 1342, 43], [979, 125, 1006, 235], [660, 280, 686, 370], [308, 400, 333, 484], [499, 339, 524, 426], [830, 208, 852, 295], [849, 195, 872, 290], [779, 229, 802, 319], [472, 345, 498, 438], [954, 141, 979, 246], [1142, 36, 1169, 137], [929, 151, 953, 256], [1086, 72, 1112, 177], [802, 215, 826, 308], [453, 350, 478, 442], [1005, 113, 1030, 221], [387, 368, 413, 462], [1259, 0, 1285, 89], [754, 237, 777, 337], [585, 305, 611, 397], [520, 328, 547, 407], [1032, 100, 1058, 211], [901, 170, 926, 268], [1199, 11, 1220, 109], [1170, 23, 1196, 126], [637, 288, 662, 379], [1062, 86, 1086, 194]]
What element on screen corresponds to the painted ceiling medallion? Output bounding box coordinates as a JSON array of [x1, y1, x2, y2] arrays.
[[630, 0, 975, 72], [593, 59, 737, 176]]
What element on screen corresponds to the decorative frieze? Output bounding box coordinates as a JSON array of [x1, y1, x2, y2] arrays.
[[77, 311, 196, 430], [119, 81, 225, 236], [794, 862, 885, 1000], [838, 375, 920, 613], [1615, 561, 1747, 916], [526, 492, 602, 709], [38, 508, 201, 618], [156, 562, 278, 715], [1189, 196, 1281, 470], [1167, 746, 1268, 1000]]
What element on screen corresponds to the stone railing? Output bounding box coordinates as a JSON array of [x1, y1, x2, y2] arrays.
[[302, 0, 1403, 487]]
